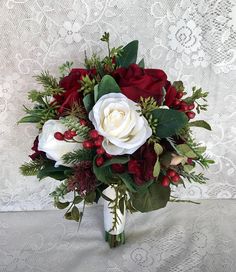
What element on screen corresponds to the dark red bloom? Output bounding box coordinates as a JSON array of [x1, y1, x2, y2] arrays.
[[113, 64, 167, 104], [128, 144, 157, 185], [29, 136, 45, 160], [111, 163, 126, 173], [67, 161, 96, 195], [164, 84, 177, 107], [54, 68, 96, 114]]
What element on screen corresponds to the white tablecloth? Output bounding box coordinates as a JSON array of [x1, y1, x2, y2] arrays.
[[1, 200, 235, 272]]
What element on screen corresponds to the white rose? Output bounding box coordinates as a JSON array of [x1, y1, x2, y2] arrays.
[[89, 93, 152, 155], [38, 119, 82, 167]]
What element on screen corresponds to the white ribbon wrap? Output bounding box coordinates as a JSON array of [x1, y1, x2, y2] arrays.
[[103, 186, 126, 235]]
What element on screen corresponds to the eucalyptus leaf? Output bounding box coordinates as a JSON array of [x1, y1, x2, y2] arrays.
[[154, 143, 163, 156], [17, 115, 42, 124], [93, 156, 114, 184], [176, 144, 197, 158], [37, 161, 71, 181], [96, 75, 120, 101], [153, 160, 161, 178], [118, 173, 137, 193], [131, 182, 170, 212], [138, 58, 145, 68], [83, 93, 94, 113], [101, 156, 130, 168], [116, 40, 139, 68], [183, 164, 195, 173], [151, 109, 188, 138], [189, 120, 211, 130]]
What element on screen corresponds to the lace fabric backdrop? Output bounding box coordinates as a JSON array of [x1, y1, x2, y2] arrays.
[[0, 0, 236, 211]]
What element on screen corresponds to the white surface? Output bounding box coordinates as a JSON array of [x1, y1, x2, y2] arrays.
[[0, 0, 236, 211], [0, 200, 236, 271]]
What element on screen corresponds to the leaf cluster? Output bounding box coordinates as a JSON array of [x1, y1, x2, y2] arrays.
[[184, 87, 209, 114]]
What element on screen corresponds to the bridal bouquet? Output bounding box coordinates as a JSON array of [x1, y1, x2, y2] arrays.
[[19, 33, 213, 247]]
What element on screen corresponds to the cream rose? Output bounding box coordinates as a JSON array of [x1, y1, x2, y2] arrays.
[[89, 93, 152, 155], [38, 119, 82, 167]]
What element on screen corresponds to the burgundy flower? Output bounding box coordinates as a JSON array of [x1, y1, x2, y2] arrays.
[[128, 143, 157, 185], [29, 137, 45, 160], [54, 68, 96, 114], [113, 64, 167, 104], [111, 163, 126, 173], [164, 84, 177, 107], [67, 161, 96, 195]]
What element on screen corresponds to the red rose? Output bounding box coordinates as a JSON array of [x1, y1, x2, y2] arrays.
[[128, 144, 157, 185], [164, 83, 177, 107], [29, 136, 45, 160], [113, 64, 167, 104], [54, 68, 96, 114]]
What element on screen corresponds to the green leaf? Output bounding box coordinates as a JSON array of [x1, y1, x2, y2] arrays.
[[116, 40, 139, 68], [119, 197, 125, 215], [71, 206, 80, 222], [176, 144, 197, 158], [64, 212, 73, 220], [151, 109, 188, 138], [83, 93, 94, 113], [85, 191, 96, 203], [118, 173, 137, 193], [96, 75, 120, 101], [189, 120, 211, 130], [37, 161, 71, 181], [195, 146, 207, 154], [101, 156, 130, 168], [93, 157, 114, 184], [153, 160, 160, 178], [138, 58, 145, 68], [159, 152, 172, 167], [17, 115, 42, 124], [131, 182, 170, 212], [154, 143, 163, 156], [183, 164, 195, 173], [74, 196, 83, 204], [55, 201, 70, 209]]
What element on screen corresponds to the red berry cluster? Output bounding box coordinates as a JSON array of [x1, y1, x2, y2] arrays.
[[82, 129, 112, 166], [172, 91, 196, 119], [54, 130, 77, 141], [161, 169, 181, 187]]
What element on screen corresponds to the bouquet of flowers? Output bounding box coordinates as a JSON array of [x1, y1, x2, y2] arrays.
[[19, 33, 213, 247]]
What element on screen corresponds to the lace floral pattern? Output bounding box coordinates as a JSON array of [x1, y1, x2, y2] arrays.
[[0, 0, 236, 211]]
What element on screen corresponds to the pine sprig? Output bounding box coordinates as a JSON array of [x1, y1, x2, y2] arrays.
[[61, 117, 90, 139], [50, 180, 69, 200], [180, 170, 208, 184], [20, 159, 44, 176], [62, 149, 94, 165], [34, 71, 64, 95], [59, 61, 73, 77]]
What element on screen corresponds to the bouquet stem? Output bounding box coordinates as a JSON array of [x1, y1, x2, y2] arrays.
[[103, 186, 126, 248], [105, 231, 125, 248]]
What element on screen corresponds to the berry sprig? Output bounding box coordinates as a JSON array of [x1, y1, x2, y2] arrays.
[[81, 129, 113, 166], [172, 91, 196, 120], [54, 130, 77, 141], [161, 169, 181, 187]]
